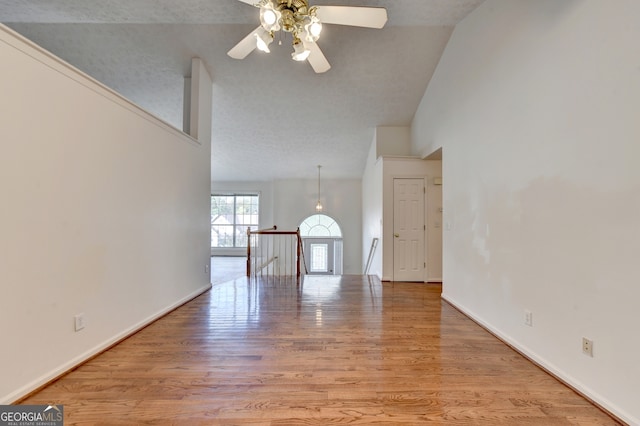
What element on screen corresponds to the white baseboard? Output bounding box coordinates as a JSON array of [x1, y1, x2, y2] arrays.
[[441, 293, 635, 426], [5, 283, 211, 404]]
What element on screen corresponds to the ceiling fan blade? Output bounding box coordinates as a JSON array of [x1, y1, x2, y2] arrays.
[[227, 26, 262, 59], [315, 6, 388, 29], [307, 42, 331, 74], [236, 0, 260, 6]]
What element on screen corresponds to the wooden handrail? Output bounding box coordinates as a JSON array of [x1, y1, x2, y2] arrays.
[[251, 225, 277, 234], [298, 228, 305, 276], [254, 231, 299, 235]]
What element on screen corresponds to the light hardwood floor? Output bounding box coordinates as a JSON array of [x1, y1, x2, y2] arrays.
[[210, 256, 246, 285], [21, 275, 620, 425]]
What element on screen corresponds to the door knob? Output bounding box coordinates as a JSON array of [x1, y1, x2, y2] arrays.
[[394, 233, 399, 238]]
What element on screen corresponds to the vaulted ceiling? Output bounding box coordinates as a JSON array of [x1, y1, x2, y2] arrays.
[[1, 0, 484, 181]]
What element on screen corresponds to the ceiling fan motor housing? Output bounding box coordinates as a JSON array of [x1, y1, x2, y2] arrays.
[[275, 0, 310, 15], [274, 0, 311, 32]]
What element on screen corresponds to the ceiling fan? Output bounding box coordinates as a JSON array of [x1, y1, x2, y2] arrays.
[[227, 0, 388, 73]]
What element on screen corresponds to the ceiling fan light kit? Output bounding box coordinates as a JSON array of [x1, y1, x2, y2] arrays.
[[260, 6, 280, 29], [229, 0, 388, 73], [291, 39, 311, 61], [255, 27, 274, 52]]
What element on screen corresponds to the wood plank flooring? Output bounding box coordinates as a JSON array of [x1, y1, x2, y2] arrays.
[[20, 275, 619, 425]]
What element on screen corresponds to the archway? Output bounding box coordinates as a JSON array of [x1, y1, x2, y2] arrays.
[[299, 214, 343, 275]]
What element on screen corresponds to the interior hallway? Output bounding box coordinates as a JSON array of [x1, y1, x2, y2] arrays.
[[20, 275, 618, 424]]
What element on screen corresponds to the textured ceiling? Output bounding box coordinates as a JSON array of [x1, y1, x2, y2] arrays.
[[1, 0, 484, 181]]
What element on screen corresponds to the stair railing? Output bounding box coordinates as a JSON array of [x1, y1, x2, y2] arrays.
[[247, 226, 303, 278]]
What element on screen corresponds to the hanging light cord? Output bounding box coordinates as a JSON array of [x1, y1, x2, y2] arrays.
[[316, 165, 323, 212], [317, 165, 321, 202]]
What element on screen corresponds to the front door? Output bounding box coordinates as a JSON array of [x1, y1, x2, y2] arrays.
[[303, 238, 335, 275], [393, 178, 425, 282]]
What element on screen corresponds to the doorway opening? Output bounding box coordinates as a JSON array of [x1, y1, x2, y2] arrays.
[[299, 214, 343, 275]]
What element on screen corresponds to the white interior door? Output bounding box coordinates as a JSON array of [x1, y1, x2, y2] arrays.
[[393, 178, 425, 282], [304, 238, 335, 275]]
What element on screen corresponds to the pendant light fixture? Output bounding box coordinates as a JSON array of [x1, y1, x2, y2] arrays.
[[316, 165, 323, 212]]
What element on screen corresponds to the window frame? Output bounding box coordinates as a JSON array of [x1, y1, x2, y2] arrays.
[[211, 193, 260, 248]]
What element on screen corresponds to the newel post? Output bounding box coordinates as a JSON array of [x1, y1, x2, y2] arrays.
[[296, 228, 301, 278], [246, 227, 251, 277]]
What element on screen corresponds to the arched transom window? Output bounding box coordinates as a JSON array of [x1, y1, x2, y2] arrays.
[[299, 214, 342, 238]]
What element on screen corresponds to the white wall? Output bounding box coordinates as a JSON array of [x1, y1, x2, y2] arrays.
[[411, 1, 640, 423], [273, 179, 362, 275], [0, 26, 211, 403], [211, 179, 362, 274], [362, 139, 384, 278], [376, 126, 412, 157]]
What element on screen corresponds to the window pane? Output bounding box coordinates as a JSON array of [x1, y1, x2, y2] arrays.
[[249, 200, 259, 215], [234, 225, 256, 248], [300, 222, 311, 236], [211, 225, 234, 247], [319, 215, 333, 228], [309, 225, 330, 237], [300, 214, 342, 238], [328, 222, 342, 237], [211, 194, 259, 248]]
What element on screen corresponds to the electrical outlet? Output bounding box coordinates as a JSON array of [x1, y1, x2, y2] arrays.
[[74, 313, 86, 332], [204, 264, 209, 274], [582, 337, 593, 357], [524, 310, 533, 327]]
